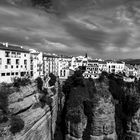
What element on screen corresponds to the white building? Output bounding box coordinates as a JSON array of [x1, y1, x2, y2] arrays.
[[0, 43, 30, 83], [59, 67, 74, 80], [43, 53, 59, 76], [30, 49, 43, 79], [106, 60, 125, 74], [98, 61, 107, 73], [124, 64, 137, 77]]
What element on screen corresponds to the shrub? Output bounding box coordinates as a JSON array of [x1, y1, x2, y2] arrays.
[[13, 77, 31, 88], [122, 94, 140, 116], [103, 137, 113, 140], [49, 73, 56, 86], [36, 77, 43, 91], [10, 116, 24, 135], [66, 107, 83, 123], [0, 87, 9, 114]]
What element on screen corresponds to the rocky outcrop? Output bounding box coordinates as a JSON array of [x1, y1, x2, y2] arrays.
[[65, 107, 87, 140], [84, 86, 117, 140], [0, 82, 59, 140], [64, 78, 117, 140], [123, 101, 140, 140]]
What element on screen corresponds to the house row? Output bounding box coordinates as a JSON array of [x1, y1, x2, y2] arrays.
[[0, 43, 72, 83], [0, 42, 139, 83]]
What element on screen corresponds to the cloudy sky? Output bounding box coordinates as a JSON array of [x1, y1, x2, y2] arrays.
[[0, 0, 140, 59]]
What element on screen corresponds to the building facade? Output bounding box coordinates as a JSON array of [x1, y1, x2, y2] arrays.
[[43, 53, 59, 76], [30, 49, 43, 79], [106, 60, 125, 74], [0, 43, 30, 83]]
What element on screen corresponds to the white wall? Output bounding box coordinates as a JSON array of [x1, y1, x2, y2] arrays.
[[0, 50, 30, 83]]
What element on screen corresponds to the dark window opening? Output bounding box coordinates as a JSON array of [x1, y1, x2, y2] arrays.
[[11, 72, 14, 76], [7, 73, 10, 76], [7, 59, 11, 64], [1, 73, 5, 76]]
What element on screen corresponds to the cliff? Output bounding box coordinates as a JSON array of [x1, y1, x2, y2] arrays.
[[64, 76, 117, 140], [63, 71, 140, 140], [0, 82, 60, 140]]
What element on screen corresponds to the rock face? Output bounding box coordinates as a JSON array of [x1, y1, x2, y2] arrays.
[[123, 108, 140, 140], [65, 79, 117, 140], [65, 108, 87, 140], [0, 83, 59, 140], [84, 87, 117, 140]]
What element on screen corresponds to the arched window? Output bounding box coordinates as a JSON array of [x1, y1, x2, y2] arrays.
[[64, 70, 66, 76]]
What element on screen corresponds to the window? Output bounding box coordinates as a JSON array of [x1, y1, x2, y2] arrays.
[[7, 73, 10, 76], [24, 54, 26, 57], [0, 58, 2, 65], [5, 65, 8, 69], [17, 52, 21, 57], [11, 72, 14, 76], [64, 70, 66, 76], [1, 73, 5, 76], [11, 52, 16, 57], [16, 65, 18, 68], [60, 70, 62, 76], [24, 60, 27, 65], [11, 65, 13, 69], [21, 72, 26, 77], [5, 51, 10, 57], [7, 59, 11, 64], [112, 65, 115, 68], [16, 59, 19, 65], [31, 65, 33, 70], [21, 65, 23, 68], [15, 72, 18, 75], [31, 60, 33, 64], [31, 71, 33, 77]]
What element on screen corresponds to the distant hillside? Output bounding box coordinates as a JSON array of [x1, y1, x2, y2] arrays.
[[122, 59, 140, 65], [0, 0, 53, 9]]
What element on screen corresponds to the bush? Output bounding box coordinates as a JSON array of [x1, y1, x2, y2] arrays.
[[103, 137, 113, 140], [0, 87, 9, 114], [49, 73, 56, 86], [13, 77, 31, 88], [10, 116, 24, 135], [122, 94, 140, 116], [36, 77, 43, 91], [66, 107, 83, 123]]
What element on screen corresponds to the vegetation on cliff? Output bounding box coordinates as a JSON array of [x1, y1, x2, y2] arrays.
[[63, 70, 140, 139], [10, 115, 24, 135], [13, 77, 31, 89]]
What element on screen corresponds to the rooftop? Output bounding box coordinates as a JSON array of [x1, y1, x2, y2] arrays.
[[0, 43, 29, 53], [43, 53, 59, 58], [88, 60, 99, 63]]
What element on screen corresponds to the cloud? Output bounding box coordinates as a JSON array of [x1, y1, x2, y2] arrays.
[[0, 0, 140, 58]]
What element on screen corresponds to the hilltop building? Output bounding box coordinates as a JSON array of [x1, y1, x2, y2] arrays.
[[43, 53, 59, 76], [0, 43, 30, 83], [30, 49, 43, 79], [106, 60, 125, 74]]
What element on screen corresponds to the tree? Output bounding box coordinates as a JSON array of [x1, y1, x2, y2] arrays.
[[49, 73, 56, 86], [36, 77, 43, 91], [10, 116, 24, 135]]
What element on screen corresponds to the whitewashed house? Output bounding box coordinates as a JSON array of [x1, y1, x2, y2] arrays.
[[30, 49, 43, 79], [43, 53, 59, 76], [0, 43, 30, 83], [106, 60, 125, 74]]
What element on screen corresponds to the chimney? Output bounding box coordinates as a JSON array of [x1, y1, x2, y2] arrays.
[[5, 42, 8, 47]]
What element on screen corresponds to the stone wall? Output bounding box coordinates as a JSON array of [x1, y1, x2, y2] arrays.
[[0, 83, 59, 140]]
